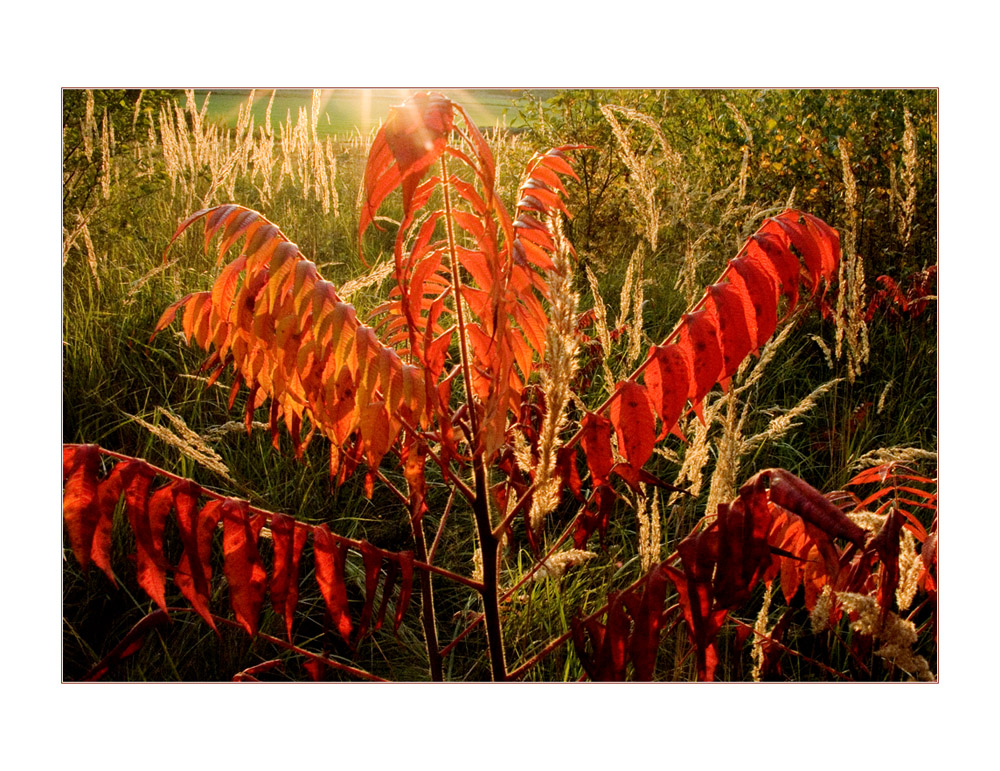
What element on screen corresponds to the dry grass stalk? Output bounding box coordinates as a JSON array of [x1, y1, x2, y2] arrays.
[[847, 510, 888, 534], [325, 137, 340, 216], [82, 89, 97, 160], [584, 264, 616, 396], [896, 527, 922, 611], [201, 420, 269, 442], [810, 585, 835, 633], [784, 186, 797, 210], [834, 137, 869, 383], [635, 484, 662, 573], [836, 592, 934, 681], [890, 109, 918, 247], [131, 408, 235, 483], [616, 241, 647, 370], [669, 397, 722, 505], [80, 220, 100, 289], [675, 233, 712, 307], [735, 306, 808, 397], [851, 446, 937, 471], [601, 104, 660, 250], [723, 96, 754, 201], [808, 333, 834, 370], [876, 380, 893, 415], [750, 583, 774, 682], [338, 259, 394, 300], [100, 109, 112, 199], [704, 391, 741, 521], [740, 379, 842, 456], [532, 548, 597, 581], [528, 222, 581, 533]]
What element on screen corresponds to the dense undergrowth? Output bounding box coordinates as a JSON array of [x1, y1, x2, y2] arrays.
[[62, 88, 936, 682]]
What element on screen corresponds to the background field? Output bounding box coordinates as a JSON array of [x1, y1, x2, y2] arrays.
[[195, 88, 555, 135]]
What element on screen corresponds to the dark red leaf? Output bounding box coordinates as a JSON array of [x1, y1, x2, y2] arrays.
[[84, 609, 171, 681], [628, 567, 670, 680], [232, 659, 283, 682], [755, 468, 867, 547], [870, 508, 904, 627]]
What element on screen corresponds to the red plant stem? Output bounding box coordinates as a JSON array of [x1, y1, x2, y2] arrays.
[[427, 487, 456, 565], [439, 155, 482, 449], [167, 607, 388, 682], [410, 503, 444, 681], [439, 154, 506, 681]]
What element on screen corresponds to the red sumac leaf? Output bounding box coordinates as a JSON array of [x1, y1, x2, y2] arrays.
[[747, 232, 801, 318], [394, 550, 415, 632], [174, 491, 220, 632], [628, 567, 670, 681], [757, 469, 867, 547], [270, 512, 307, 642], [139, 482, 176, 613], [871, 508, 904, 626], [610, 381, 656, 471], [62, 444, 102, 573], [356, 540, 383, 644], [84, 609, 171, 681], [642, 344, 692, 440], [314, 525, 352, 643], [661, 562, 726, 682], [92, 460, 147, 585], [580, 411, 614, 486], [676, 310, 723, 418], [727, 255, 779, 349], [222, 501, 267, 636], [704, 281, 756, 379], [232, 659, 283, 683]]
